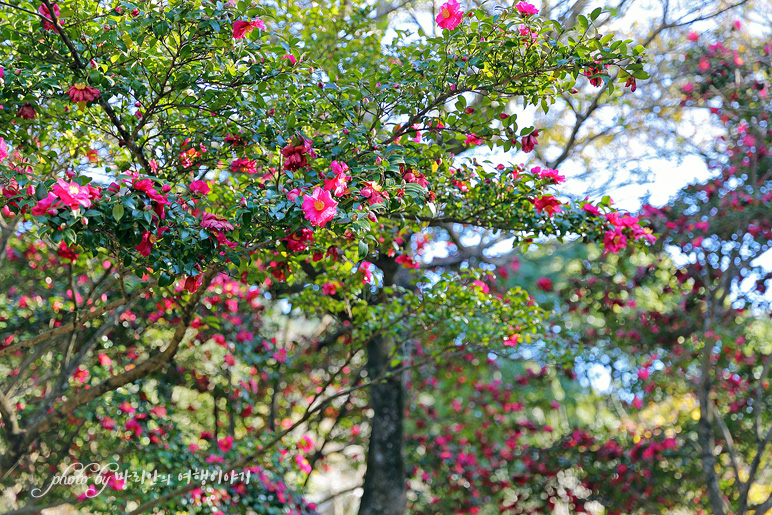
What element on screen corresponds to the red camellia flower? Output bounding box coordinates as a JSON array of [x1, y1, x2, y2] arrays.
[[229, 157, 257, 174], [521, 130, 539, 152], [284, 228, 314, 252], [436, 0, 464, 30], [56, 242, 79, 262], [232, 18, 266, 39], [183, 274, 203, 293], [134, 231, 156, 257], [584, 66, 605, 87], [17, 103, 36, 120], [67, 83, 100, 110], [536, 277, 553, 291], [281, 137, 315, 171], [201, 212, 235, 232], [532, 195, 562, 216]]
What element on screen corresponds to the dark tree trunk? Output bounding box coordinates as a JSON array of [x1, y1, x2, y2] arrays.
[[358, 334, 406, 515]]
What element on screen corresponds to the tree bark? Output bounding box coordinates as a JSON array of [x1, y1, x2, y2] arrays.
[[358, 334, 406, 515]]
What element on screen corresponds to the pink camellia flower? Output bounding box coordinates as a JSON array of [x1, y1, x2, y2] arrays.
[[100, 417, 116, 430], [38, 3, 60, 31], [0, 138, 7, 163], [31, 193, 60, 216], [17, 103, 36, 120], [687, 31, 699, 42], [360, 261, 374, 284], [67, 83, 100, 109], [436, 0, 464, 30], [324, 161, 350, 196], [503, 334, 519, 347], [360, 181, 388, 205], [321, 282, 338, 295], [298, 435, 314, 453], [302, 187, 338, 227], [287, 188, 301, 202], [119, 401, 136, 414], [108, 474, 126, 491], [520, 130, 539, 152], [217, 436, 234, 453], [97, 353, 112, 366], [603, 228, 627, 253], [201, 212, 235, 232], [232, 18, 265, 39], [464, 133, 483, 146], [632, 397, 643, 409], [189, 180, 210, 196], [52, 178, 92, 211], [536, 167, 565, 184], [637, 368, 650, 380], [514, 1, 538, 15], [473, 280, 489, 293], [582, 203, 601, 216], [150, 406, 167, 418], [282, 54, 297, 65], [296, 455, 312, 474], [73, 366, 89, 383], [532, 195, 562, 216]]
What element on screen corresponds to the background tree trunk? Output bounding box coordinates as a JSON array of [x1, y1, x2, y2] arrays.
[[358, 334, 406, 515]]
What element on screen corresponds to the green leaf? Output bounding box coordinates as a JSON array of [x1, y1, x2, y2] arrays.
[[358, 240, 369, 259], [35, 183, 48, 200], [158, 272, 174, 287], [112, 203, 125, 222]]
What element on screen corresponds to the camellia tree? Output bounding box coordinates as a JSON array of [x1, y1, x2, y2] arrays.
[[0, 0, 654, 513], [541, 28, 772, 515]]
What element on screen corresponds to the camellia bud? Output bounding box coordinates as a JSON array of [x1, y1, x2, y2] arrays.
[[81, 217, 89, 226]]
